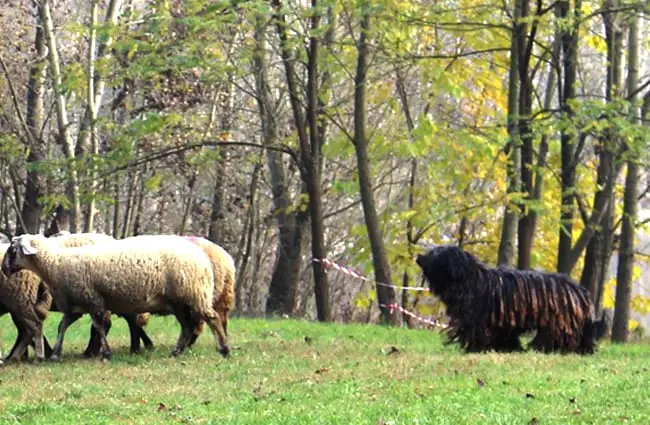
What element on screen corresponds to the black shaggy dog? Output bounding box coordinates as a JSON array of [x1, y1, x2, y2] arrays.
[[416, 245, 599, 355]]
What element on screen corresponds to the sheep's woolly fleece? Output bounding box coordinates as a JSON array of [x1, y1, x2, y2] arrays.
[[13, 234, 216, 316], [184, 236, 235, 318]]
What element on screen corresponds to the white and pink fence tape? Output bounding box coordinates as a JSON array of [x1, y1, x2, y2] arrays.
[[313, 257, 448, 330]]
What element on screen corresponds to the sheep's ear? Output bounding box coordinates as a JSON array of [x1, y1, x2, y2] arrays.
[[18, 239, 38, 256]]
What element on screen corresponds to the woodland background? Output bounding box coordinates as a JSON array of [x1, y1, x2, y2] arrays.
[[0, 0, 649, 342]]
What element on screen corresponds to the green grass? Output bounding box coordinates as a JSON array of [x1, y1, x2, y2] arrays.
[[0, 314, 648, 425]]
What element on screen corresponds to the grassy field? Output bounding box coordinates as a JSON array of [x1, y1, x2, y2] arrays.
[[0, 314, 648, 425]]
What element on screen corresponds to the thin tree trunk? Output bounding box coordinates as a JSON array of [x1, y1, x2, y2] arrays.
[[353, 7, 397, 325], [556, 0, 580, 274], [235, 161, 261, 312], [207, 78, 232, 243], [395, 65, 424, 326], [255, 12, 308, 315], [581, 3, 622, 304], [516, 0, 535, 270], [132, 164, 147, 236], [271, 0, 330, 320], [40, 0, 81, 232], [112, 174, 121, 238], [178, 171, 198, 235], [497, 0, 523, 267], [121, 168, 139, 238], [20, 21, 47, 234], [525, 38, 559, 268], [612, 13, 641, 342]]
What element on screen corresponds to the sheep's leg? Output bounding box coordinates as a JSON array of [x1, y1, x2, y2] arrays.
[[171, 307, 194, 357], [120, 314, 143, 354], [186, 321, 205, 347], [42, 335, 53, 359], [135, 313, 154, 350], [51, 313, 82, 362], [84, 314, 111, 358], [90, 312, 113, 361], [5, 324, 33, 363], [139, 326, 154, 350], [32, 324, 45, 362], [203, 311, 230, 358], [7, 315, 28, 361], [222, 310, 229, 336]]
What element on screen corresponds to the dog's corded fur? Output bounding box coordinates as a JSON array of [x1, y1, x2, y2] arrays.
[[416, 245, 599, 354]]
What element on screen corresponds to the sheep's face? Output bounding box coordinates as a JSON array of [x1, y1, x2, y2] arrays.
[[1, 235, 39, 277]]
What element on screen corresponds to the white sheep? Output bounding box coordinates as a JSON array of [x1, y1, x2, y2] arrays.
[[0, 232, 117, 363], [1, 234, 230, 361]]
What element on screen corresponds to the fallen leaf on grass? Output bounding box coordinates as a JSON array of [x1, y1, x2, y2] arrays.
[[573, 409, 582, 415], [476, 378, 486, 388], [528, 417, 538, 425], [387, 346, 400, 355], [139, 399, 147, 404], [315, 367, 330, 374], [157, 403, 167, 412], [525, 393, 535, 399], [304, 336, 313, 345], [569, 397, 576, 404]]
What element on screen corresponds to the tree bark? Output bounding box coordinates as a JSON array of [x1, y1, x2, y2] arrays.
[[556, 0, 580, 274], [271, 0, 330, 321], [255, 11, 308, 315], [612, 13, 641, 342], [497, 0, 523, 267], [353, 7, 397, 325], [520, 38, 559, 269], [40, 0, 81, 232], [19, 21, 47, 234], [580, 3, 622, 305]]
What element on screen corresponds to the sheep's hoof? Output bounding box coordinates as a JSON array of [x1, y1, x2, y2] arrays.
[[170, 349, 183, 357], [101, 352, 112, 362], [219, 346, 231, 358], [49, 354, 62, 362]]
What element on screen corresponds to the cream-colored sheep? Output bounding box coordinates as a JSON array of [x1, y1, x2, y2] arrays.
[[88, 236, 235, 355], [179, 236, 235, 346], [1, 234, 229, 361]]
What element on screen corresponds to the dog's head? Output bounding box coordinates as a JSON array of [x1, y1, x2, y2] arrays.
[[415, 245, 479, 296]]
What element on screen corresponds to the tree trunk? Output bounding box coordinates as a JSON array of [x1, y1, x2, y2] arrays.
[[178, 171, 197, 235], [497, 0, 523, 267], [353, 8, 397, 325], [20, 22, 47, 234], [255, 12, 308, 316], [235, 161, 261, 312], [271, 0, 330, 321], [81, 0, 122, 232], [556, 0, 580, 274], [40, 0, 81, 232], [208, 82, 232, 244], [521, 39, 559, 269], [395, 65, 424, 326], [612, 13, 641, 342], [580, 4, 622, 304]]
